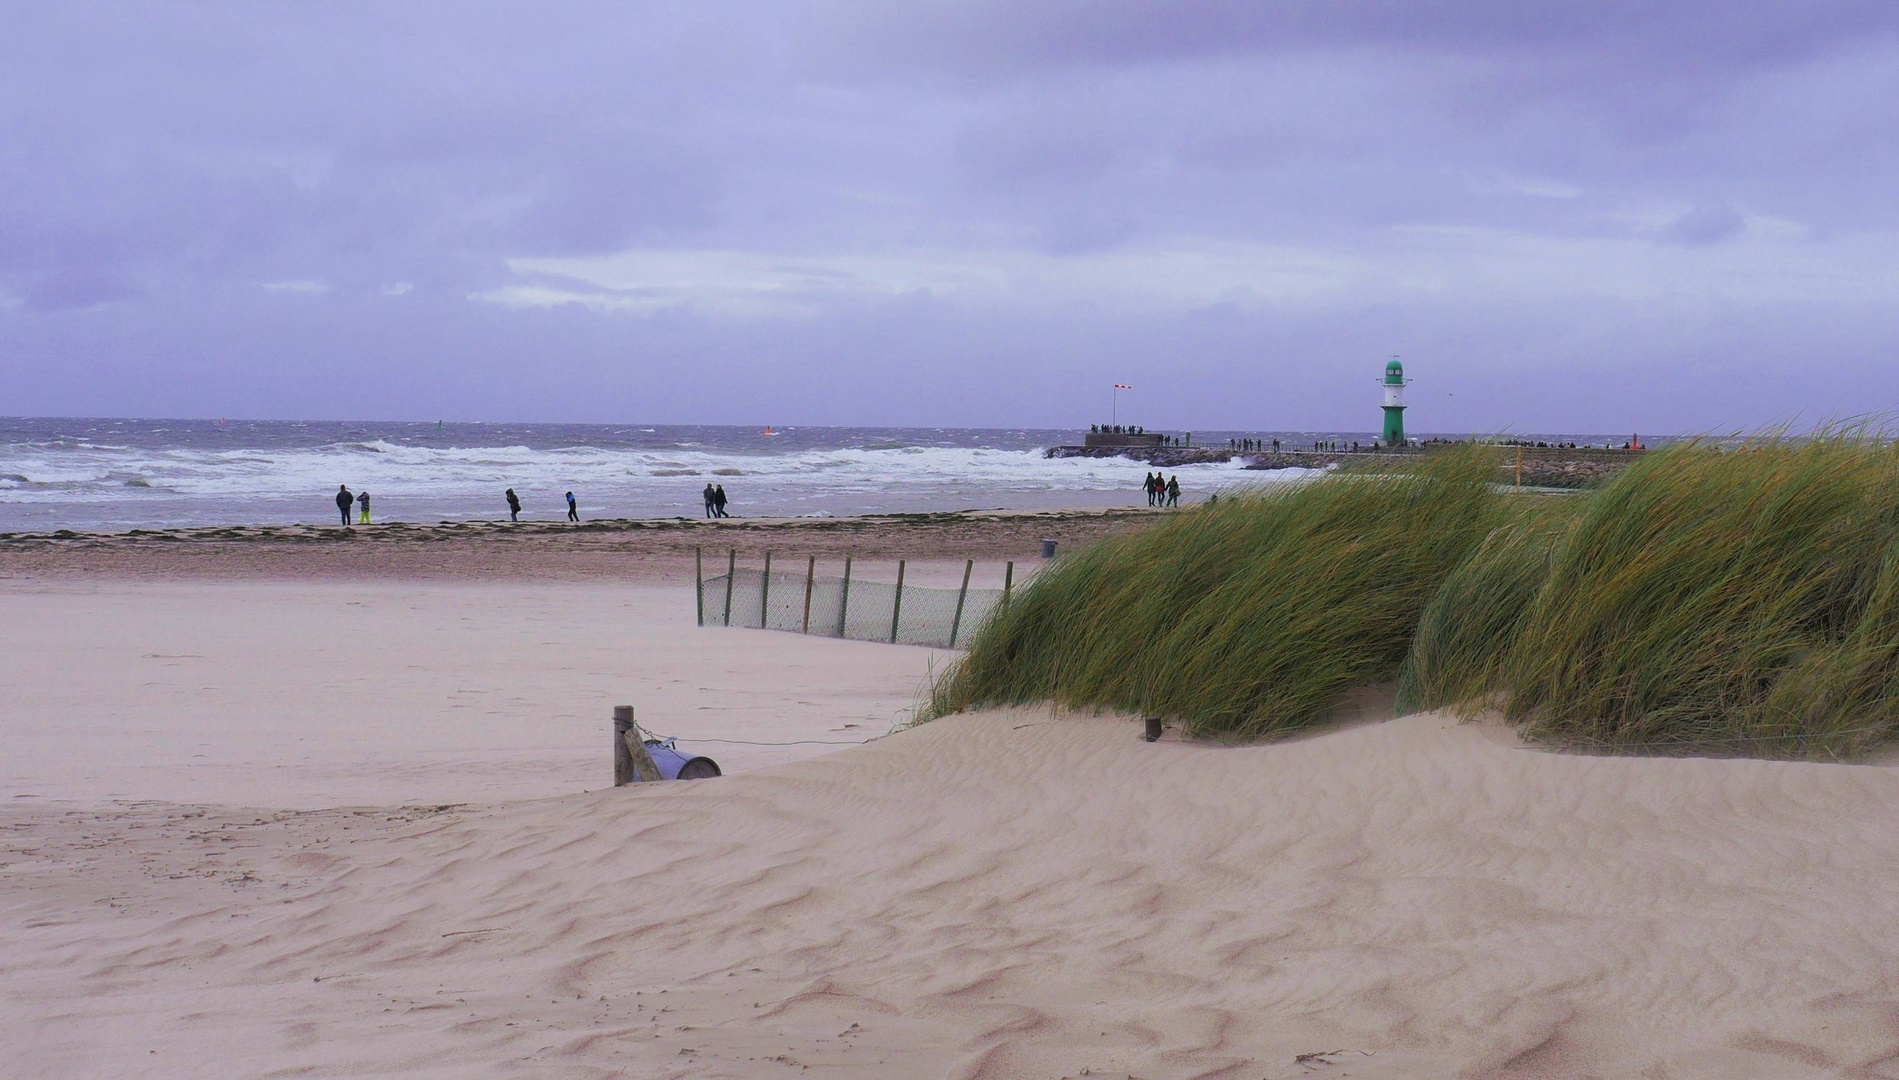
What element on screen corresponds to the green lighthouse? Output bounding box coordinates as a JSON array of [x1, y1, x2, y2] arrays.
[[1381, 358, 1408, 445]]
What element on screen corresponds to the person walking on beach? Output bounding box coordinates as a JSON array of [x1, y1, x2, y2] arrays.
[[335, 484, 353, 526], [1143, 472, 1156, 506], [1166, 475, 1180, 507], [505, 488, 522, 522], [565, 491, 578, 522], [703, 483, 717, 519], [357, 489, 371, 524], [713, 484, 729, 518]]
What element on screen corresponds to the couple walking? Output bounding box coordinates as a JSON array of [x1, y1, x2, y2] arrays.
[[1145, 472, 1180, 508], [335, 484, 371, 524], [702, 483, 730, 518]]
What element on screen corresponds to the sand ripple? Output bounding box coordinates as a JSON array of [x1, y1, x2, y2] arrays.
[[7, 711, 1899, 1077]]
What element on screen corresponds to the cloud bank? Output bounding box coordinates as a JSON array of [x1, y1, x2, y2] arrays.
[[3, 1, 1898, 431]]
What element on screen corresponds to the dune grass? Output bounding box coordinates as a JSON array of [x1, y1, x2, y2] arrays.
[[1485, 437, 1899, 757], [1394, 495, 1582, 716], [928, 449, 1508, 740], [933, 435, 1899, 759]]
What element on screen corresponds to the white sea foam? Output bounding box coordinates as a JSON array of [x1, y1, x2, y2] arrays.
[[0, 434, 1312, 531]]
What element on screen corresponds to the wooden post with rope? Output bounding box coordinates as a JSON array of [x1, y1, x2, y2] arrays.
[[723, 548, 736, 626], [889, 560, 906, 644], [613, 705, 663, 786], [949, 558, 973, 647], [837, 554, 853, 637], [801, 555, 816, 634], [760, 550, 773, 629]]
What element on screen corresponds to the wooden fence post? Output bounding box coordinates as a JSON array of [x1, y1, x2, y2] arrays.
[[760, 550, 773, 630], [889, 559, 906, 644], [613, 705, 663, 786], [723, 548, 736, 627], [837, 554, 852, 637], [802, 555, 816, 634], [614, 705, 633, 785], [1002, 560, 1014, 609], [694, 547, 704, 626], [949, 558, 973, 647]]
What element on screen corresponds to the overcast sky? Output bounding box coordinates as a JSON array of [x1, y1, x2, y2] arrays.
[[5, 1, 1898, 433]]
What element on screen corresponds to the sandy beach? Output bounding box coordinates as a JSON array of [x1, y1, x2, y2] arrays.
[[7, 513, 1899, 1077], [0, 580, 952, 806], [15, 0, 1899, 1071]]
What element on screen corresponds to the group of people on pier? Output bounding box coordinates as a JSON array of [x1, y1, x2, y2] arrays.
[[1093, 424, 1192, 447], [1226, 438, 1371, 453]]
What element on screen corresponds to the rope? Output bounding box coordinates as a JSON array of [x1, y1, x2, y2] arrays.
[[649, 734, 884, 747]]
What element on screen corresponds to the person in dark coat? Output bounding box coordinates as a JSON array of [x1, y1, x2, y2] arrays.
[[335, 484, 353, 526], [713, 484, 729, 518], [703, 483, 717, 519], [505, 488, 522, 521], [357, 489, 371, 524], [565, 491, 578, 522]]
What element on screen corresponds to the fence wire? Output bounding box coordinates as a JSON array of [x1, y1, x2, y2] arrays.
[[700, 565, 1008, 648]]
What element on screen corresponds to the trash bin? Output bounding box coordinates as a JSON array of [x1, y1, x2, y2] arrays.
[[1040, 538, 1057, 559]]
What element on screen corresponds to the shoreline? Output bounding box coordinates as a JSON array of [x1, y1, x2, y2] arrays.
[[0, 506, 1165, 582]]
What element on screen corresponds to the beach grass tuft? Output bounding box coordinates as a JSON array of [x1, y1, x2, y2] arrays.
[[1484, 435, 1899, 757], [1394, 495, 1581, 716], [928, 447, 1508, 739]]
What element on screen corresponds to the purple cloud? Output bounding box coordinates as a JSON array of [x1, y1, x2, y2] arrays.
[[3, 1, 1899, 432]]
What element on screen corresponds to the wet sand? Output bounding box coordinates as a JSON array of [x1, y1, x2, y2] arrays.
[[0, 507, 1159, 582]]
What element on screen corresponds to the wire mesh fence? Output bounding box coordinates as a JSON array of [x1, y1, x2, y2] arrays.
[[697, 553, 1015, 648]]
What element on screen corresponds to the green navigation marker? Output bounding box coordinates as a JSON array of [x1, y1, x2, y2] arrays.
[[1381, 358, 1408, 445]]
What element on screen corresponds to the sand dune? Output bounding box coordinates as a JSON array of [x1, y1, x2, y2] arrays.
[[9, 709, 1899, 1078]]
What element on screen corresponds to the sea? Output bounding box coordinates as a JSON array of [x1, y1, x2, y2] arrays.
[[0, 418, 1623, 533]]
